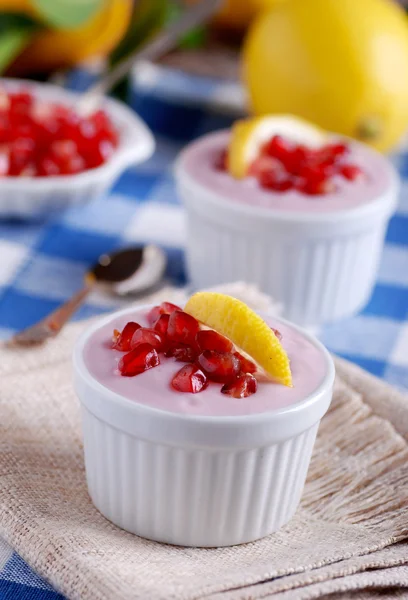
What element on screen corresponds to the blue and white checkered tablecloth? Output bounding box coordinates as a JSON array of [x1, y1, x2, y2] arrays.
[[0, 66, 408, 599]]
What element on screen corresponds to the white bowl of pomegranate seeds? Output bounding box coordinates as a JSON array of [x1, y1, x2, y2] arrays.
[[175, 121, 399, 327], [0, 79, 155, 219], [73, 299, 334, 547]]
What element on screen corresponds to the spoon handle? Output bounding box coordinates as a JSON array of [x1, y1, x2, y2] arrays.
[[7, 286, 92, 347], [78, 0, 222, 114]]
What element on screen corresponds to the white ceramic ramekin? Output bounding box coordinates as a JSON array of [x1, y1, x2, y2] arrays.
[[175, 136, 399, 327], [73, 305, 335, 548], [0, 78, 155, 219]]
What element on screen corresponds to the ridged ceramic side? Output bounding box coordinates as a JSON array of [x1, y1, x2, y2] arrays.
[[0, 78, 155, 219], [176, 154, 399, 328], [82, 406, 318, 547], [184, 209, 388, 326], [73, 305, 335, 548]]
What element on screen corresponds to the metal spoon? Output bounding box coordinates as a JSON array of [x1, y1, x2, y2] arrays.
[[7, 244, 166, 347]]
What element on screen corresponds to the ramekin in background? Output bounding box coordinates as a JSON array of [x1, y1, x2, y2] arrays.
[[0, 79, 155, 219], [73, 305, 335, 548], [175, 133, 399, 328]]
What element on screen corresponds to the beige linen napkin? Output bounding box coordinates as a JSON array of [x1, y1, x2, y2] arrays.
[[0, 284, 407, 600]]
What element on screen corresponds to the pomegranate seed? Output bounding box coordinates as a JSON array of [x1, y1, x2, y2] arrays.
[[221, 374, 258, 398], [271, 327, 282, 341], [9, 138, 34, 175], [37, 156, 61, 177], [112, 321, 141, 351], [59, 153, 86, 175], [167, 311, 199, 346], [233, 352, 257, 374], [214, 149, 227, 171], [196, 329, 233, 353], [248, 155, 282, 177], [198, 350, 241, 383], [298, 164, 327, 182], [339, 164, 363, 181], [118, 343, 159, 377], [263, 135, 293, 163], [299, 177, 335, 195], [154, 313, 170, 337], [86, 139, 115, 169], [0, 150, 9, 176], [147, 305, 162, 326], [160, 301, 182, 314], [165, 344, 197, 363], [285, 145, 310, 175], [259, 169, 293, 191], [130, 327, 164, 351], [171, 364, 207, 393], [147, 302, 182, 326], [326, 142, 348, 157], [0, 90, 119, 177], [50, 139, 77, 160]]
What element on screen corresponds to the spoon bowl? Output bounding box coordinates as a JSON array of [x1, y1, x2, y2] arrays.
[[7, 244, 166, 347]]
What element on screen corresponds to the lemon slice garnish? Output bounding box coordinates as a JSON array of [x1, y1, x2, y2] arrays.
[[185, 292, 292, 386], [227, 114, 327, 179]]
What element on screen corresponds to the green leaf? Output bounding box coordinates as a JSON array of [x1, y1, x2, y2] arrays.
[[110, 0, 169, 65], [0, 13, 39, 74], [32, 0, 104, 29]]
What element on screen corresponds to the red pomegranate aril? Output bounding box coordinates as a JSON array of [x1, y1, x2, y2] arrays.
[[264, 135, 293, 164], [0, 150, 9, 176], [112, 321, 141, 351], [221, 374, 258, 398], [171, 364, 207, 393], [233, 352, 257, 374], [259, 169, 293, 191], [196, 329, 233, 353], [147, 302, 182, 326], [299, 164, 327, 183], [271, 327, 282, 341], [214, 148, 227, 171], [59, 154, 86, 175], [165, 344, 197, 363], [249, 155, 282, 177], [130, 327, 164, 351], [198, 350, 241, 383], [160, 301, 182, 314], [301, 178, 335, 195], [339, 164, 363, 181], [0, 90, 119, 177], [326, 142, 348, 157], [285, 145, 310, 175], [147, 305, 162, 326], [118, 343, 159, 377], [50, 139, 77, 160], [37, 156, 60, 177], [154, 313, 170, 337], [167, 310, 200, 346]]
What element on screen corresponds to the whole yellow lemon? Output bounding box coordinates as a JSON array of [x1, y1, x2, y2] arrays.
[[243, 0, 408, 151]]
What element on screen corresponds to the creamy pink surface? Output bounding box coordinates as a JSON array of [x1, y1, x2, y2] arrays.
[[83, 308, 327, 417], [179, 130, 394, 213]]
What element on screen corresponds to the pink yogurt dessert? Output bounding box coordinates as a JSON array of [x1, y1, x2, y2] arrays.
[[180, 130, 395, 214], [74, 303, 334, 546], [175, 129, 399, 327], [83, 305, 327, 417]]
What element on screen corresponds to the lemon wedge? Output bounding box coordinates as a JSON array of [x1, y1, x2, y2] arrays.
[[227, 114, 327, 179], [185, 292, 292, 386]]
